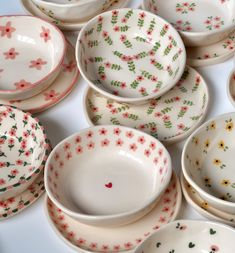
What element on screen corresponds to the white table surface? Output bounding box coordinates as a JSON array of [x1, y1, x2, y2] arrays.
[[0, 1, 235, 252]]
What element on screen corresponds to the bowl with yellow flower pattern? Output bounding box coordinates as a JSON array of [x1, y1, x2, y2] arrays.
[[182, 112, 235, 214]]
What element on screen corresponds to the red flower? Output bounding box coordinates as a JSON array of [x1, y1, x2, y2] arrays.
[[124, 242, 133, 249], [59, 161, 64, 168], [76, 146, 83, 154], [44, 90, 60, 101], [0, 178, 5, 185], [0, 21, 16, 38], [113, 128, 121, 135], [112, 10, 118, 15], [129, 143, 137, 151], [113, 26, 120, 32], [158, 216, 166, 223], [102, 31, 108, 38], [138, 136, 145, 144], [210, 245, 219, 252], [14, 79, 33, 90], [4, 47, 19, 59], [104, 62, 111, 68], [98, 16, 103, 22], [40, 26, 51, 42], [86, 131, 93, 138], [63, 60, 76, 72], [0, 138, 5, 145], [126, 131, 133, 138], [122, 112, 129, 118], [158, 148, 163, 156], [75, 136, 82, 143], [154, 112, 162, 118], [90, 243, 97, 249], [29, 58, 47, 70], [87, 141, 95, 149], [149, 142, 156, 150], [99, 128, 107, 135], [120, 34, 126, 42], [181, 106, 188, 111], [110, 108, 118, 114], [137, 75, 144, 81], [66, 152, 72, 160], [16, 159, 23, 165], [121, 18, 127, 23], [9, 129, 16, 136], [0, 162, 6, 167], [144, 149, 151, 157], [139, 12, 146, 19], [116, 138, 123, 146], [120, 82, 126, 89], [139, 87, 146, 93], [11, 169, 19, 176], [101, 139, 110, 146], [63, 142, 71, 151], [177, 123, 185, 129]]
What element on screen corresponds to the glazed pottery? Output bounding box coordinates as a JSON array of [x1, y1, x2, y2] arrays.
[[0, 42, 79, 114], [20, 0, 132, 31], [187, 30, 235, 67], [227, 69, 235, 109], [31, 0, 115, 22], [84, 66, 209, 144], [45, 172, 181, 252], [181, 174, 235, 226], [134, 219, 235, 253], [182, 112, 235, 214], [143, 0, 235, 47], [76, 8, 186, 104], [0, 105, 49, 200], [45, 125, 172, 227], [0, 15, 66, 100]]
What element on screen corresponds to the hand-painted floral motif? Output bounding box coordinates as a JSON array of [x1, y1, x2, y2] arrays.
[[14, 79, 33, 90], [204, 16, 224, 30], [172, 20, 192, 31], [4, 48, 19, 60], [175, 2, 196, 14], [40, 26, 51, 42], [29, 58, 47, 70], [0, 21, 16, 38]]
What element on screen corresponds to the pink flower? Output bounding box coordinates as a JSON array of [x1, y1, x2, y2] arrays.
[[63, 61, 76, 72], [63, 142, 71, 151], [113, 26, 120, 32], [129, 143, 137, 151], [116, 138, 123, 146], [138, 136, 145, 144], [40, 26, 51, 42], [87, 142, 95, 149], [86, 131, 93, 138], [104, 62, 111, 68], [149, 142, 156, 150], [120, 82, 126, 89], [137, 75, 144, 81], [0, 162, 6, 167], [16, 159, 23, 165], [210, 245, 219, 252], [76, 146, 83, 154], [98, 16, 103, 22], [120, 34, 127, 42], [121, 17, 127, 23], [75, 136, 81, 143], [122, 112, 129, 118], [126, 131, 133, 138], [29, 58, 47, 70], [139, 87, 146, 93], [4, 47, 19, 59], [177, 123, 185, 129], [112, 10, 118, 15], [43, 90, 60, 101], [144, 149, 151, 157], [0, 21, 16, 38], [113, 128, 121, 135], [102, 31, 108, 38], [14, 79, 33, 90], [11, 169, 19, 176], [181, 106, 188, 111], [101, 139, 110, 146], [139, 12, 146, 19], [99, 128, 107, 135]]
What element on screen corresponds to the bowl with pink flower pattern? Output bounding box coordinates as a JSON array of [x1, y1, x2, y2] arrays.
[[142, 0, 235, 47], [76, 8, 186, 104], [0, 15, 66, 100], [134, 220, 235, 253], [182, 112, 235, 214], [0, 105, 49, 200], [45, 125, 172, 227]]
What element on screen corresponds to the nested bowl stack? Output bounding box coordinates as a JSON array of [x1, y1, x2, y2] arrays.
[[45, 125, 172, 227]]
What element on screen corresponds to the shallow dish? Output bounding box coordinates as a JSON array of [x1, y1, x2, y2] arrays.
[[76, 8, 186, 104], [45, 172, 181, 252], [0, 42, 79, 114], [0, 105, 49, 200], [181, 174, 235, 226], [187, 30, 235, 67], [0, 15, 66, 100], [182, 112, 235, 214], [227, 69, 235, 108], [143, 0, 235, 47], [84, 66, 209, 144], [31, 0, 114, 23], [45, 125, 172, 227], [134, 219, 235, 253], [20, 0, 132, 31]]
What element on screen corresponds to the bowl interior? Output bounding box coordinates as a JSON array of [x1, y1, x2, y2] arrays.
[[184, 113, 235, 203], [136, 220, 235, 253], [145, 0, 235, 33], [0, 16, 65, 91], [78, 9, 185, 100], [0, 105, 46, 189], [47, 126, 170, 216]]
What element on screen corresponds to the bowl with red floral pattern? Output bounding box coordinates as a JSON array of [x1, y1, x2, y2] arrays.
[[134, 220, 235, 253], [0, 15, 66, 100], [182, 112, 235, 214], [76, 8, 186, 104], [142, 0, 235, 47], [0, 105, 49, 200], [45, 125, 172, 227]]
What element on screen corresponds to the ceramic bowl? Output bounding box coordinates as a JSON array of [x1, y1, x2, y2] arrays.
[[134, 220, 235, 253], [0, 105, 49, 200], [0, 15, 66, 100], [182, 112, 235, 214], [76, 8, 186, 104], [227, 69, 235, 108], [45, 125, 172, 227], [142, 0, 235, 47], [31, 0, 115, 23]]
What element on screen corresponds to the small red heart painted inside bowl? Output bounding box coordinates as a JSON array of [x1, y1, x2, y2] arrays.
[[105, 182, 112, 188]]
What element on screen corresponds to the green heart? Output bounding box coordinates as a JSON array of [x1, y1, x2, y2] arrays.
[[210, 228, 216, 235], [188, 242, 195, 248], [156, 242, 161, 248]]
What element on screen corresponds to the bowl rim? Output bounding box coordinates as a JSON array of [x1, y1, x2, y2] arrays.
[[76, 8, 187, 104], [0, 15, 67, 95], [142, 0, 235, 38], [182, 111, 235, 209], [0, 104, 51, 194], [227, 68, 235, 108], [134, 219, 235, 253], [44, 125, 172, 223], [32, 0, 106, 7]]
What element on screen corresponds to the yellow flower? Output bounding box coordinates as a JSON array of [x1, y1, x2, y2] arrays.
[[204, 139, 210, 148], [201, 202, 209, 209], [221, 179, 230, 186], [213, 159, 221, 165], [218, 140, 225, 149], [226, 122, 234, 132], [209, 121, 216, 130]]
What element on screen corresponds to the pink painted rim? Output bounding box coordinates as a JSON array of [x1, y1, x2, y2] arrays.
[[0, 15, 67, 94]]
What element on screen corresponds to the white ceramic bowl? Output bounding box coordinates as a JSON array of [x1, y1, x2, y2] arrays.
[[0, 15, 66, 100], [45, 125, 172, 227], [0, 105, 50, 200], [76, 8, 186, 104], [134, 220, 235, 253], [182, 112, 235, 214], [143, 0, 235, 47], [31, 0, 115, 22]]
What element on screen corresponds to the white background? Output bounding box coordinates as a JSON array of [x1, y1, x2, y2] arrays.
[[0, 0, 235, 252]]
